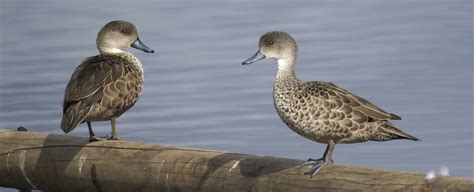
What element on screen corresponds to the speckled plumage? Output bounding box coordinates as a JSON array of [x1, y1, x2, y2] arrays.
[[243, 31, 418, 176], [273, 74, 414, 144], [61, 20, 153, 141]]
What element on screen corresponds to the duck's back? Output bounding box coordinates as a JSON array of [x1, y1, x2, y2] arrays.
[[273, 80, 417, 144], [61, 53, 144, 133]]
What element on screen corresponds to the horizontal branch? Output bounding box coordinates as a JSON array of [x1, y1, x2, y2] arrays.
[[0, 128, 472, 192]]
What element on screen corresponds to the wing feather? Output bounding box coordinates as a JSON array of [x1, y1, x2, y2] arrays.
[[61, 55, 127, 132], [304, 81, 400, 122]]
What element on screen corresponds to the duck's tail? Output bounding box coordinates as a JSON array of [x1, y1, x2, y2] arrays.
[[372, 122, 419, 141], [61, 101, 89, 133]]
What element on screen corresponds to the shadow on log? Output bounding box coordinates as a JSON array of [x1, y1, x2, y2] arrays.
[[0, 128, 472, 192]]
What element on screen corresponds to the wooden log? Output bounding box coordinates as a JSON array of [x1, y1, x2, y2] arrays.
[[0, 128, 472, 192]]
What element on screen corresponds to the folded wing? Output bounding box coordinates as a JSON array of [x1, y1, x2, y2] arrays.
[[61, 55, 127, 133]]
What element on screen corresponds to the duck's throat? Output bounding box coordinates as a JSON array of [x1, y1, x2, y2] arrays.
[[99, 47, 125, 55], [276, 59, 297, 81]]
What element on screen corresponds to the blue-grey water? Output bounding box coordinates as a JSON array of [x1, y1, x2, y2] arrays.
[[0, 0, 472, 190]]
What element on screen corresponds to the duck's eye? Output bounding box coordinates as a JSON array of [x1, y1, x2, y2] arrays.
[[269, 40, 275, 45], [121, 28, 129, 34]]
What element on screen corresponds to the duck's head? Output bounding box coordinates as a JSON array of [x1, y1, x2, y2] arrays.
[[242, 31, 297, 65], [97, 20, 154, 54]]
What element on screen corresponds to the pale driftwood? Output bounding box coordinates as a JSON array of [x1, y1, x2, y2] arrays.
[[0, 128, 472, 192]]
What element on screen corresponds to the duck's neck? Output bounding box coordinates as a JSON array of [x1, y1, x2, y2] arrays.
[[276, 58, 298, 82], [99, 47, 126, 55]]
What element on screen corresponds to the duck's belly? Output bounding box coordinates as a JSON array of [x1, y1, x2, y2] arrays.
[[275, 107, 332, 143], [87, 73, 143, 122]]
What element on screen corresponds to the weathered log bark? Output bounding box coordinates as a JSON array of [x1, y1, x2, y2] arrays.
[[0, 128, 472, 192]]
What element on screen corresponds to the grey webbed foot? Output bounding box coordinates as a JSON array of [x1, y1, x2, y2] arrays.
[[89, 136, 107, 142], [302, 158, 324, 166], [105, 135, 120, 140], [303, 158, 331, 177], [303, 141, 336, 177]]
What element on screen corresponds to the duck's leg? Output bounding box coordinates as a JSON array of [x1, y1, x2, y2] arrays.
[[88, 122, 106, 142], [107, 117, 119, 140], [303, 140, 335, 176]]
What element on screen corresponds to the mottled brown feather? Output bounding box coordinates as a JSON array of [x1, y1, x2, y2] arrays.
[[61, 53, 143, 133], [312, 82, 400, 121], [274, 77, 417, 144]]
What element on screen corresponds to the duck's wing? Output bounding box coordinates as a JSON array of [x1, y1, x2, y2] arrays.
[[305, 81, 401, 122], [61, 55, 127, 133], [301, 81, 417, 142], [64, 56, 126, 102], [326, 81, 400, 121]]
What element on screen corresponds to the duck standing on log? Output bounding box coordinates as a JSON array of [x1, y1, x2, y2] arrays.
[[242, 31, 418, 176], [61, 20, 154, 142]]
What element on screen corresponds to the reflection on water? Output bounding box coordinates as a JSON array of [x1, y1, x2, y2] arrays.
[[0, 1, 472, 187]]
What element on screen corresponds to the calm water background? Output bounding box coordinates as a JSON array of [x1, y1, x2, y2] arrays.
[[0, 0, 472, 189]]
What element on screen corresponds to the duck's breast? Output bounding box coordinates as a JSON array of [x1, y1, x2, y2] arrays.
[[89, 54, 144, 120]]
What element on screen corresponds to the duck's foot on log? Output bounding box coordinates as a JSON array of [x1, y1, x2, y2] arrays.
[[106, 135, 120, 140], [89, 136, 108, 142], [302, 158, 332, 177]]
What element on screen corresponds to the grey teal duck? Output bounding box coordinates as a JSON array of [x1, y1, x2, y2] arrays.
[[242, 31, 418, 176], [61, 20, 154, 141]]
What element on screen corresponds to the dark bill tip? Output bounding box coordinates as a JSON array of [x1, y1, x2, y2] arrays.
[[131, 37, 154, 53], [242, 50, 266, 65]]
